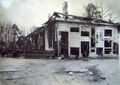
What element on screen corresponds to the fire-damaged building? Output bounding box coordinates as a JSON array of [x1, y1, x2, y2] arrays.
[[25, 12, 119, 58]]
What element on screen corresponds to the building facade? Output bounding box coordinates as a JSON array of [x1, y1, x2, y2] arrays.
[[26, 12, 119, 58]]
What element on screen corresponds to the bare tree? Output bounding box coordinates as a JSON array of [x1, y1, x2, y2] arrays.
[[84, 1, 119, 22], [84, 3, 102, 19], [0, 21, 22, 49]]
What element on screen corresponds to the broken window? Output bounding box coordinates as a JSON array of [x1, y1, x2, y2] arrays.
[[91, 49, 95, 52], [81, 31, 89, 36], [70, 27, 79, 32], [105, 29, 112, 36], [104, 49, 111, 54], [70, 47, 79, 55], [104, 40, 112, 47]]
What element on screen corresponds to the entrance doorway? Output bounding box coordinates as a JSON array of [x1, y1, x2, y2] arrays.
[[96, 48, 103, 56], [81, 41, 89, 57], [60, 32, 68, 57]]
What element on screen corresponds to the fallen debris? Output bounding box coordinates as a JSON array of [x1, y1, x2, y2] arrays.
[[85, 65, 106, 81], [55, 64, 106, 82], [68, 71, 73, 75]]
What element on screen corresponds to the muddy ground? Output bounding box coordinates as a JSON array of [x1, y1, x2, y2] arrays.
[[0, 58, 120, 85]]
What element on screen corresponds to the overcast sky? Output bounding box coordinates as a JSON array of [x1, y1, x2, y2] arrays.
[[0, 0, 120, 33]]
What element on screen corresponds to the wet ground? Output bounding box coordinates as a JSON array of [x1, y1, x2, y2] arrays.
[[0, 58, 120, 85]]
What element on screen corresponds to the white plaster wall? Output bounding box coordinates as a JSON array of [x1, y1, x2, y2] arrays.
[[45, 29, 53, 51], [57, 22, 92, 56], [95, 26, 118, 48], [80, 25, 91, 42], [80, 37, 90, 41], [57, 22, 69, 32], [95, 26, 118, 57], [57, 22, 81, 56], [56, 21, 118, 57], [70, 32, 80, 47], [56, 22, 69, 56], [112, 27, 119, 43], [96, 26, 104, 47]]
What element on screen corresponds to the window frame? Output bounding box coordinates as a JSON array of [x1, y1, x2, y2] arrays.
[[104, 40, 112, 47], [104, 29, 112, 36], [70, 47, 79, 55], [70, 27, 79, 32], [81, 31, 89, 36]]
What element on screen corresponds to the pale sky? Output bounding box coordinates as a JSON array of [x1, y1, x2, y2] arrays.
[[0, 0, 120, 33]]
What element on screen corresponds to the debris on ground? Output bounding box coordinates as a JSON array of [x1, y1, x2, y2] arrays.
[[55, 64, 106, 82], [68, 71, 73, 75], [85, 65, 106, 81], [0, 58, 118, 85], [0, 70, 25, 80]]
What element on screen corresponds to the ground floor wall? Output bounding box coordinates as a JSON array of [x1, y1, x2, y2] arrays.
[[42, 22, 119, 58], [55, 22, 119, 58], [68, 40, 118, 58]]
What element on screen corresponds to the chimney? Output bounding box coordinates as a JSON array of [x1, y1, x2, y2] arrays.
[[62, 1, 68, 15]]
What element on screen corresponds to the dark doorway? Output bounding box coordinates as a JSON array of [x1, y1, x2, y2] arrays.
[[60, 32, 68, 56], [113, 43, 118, 54], [81, 42, 89, 57], [96, 48, 103, 56]]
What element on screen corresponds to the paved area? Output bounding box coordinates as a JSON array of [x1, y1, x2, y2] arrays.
[[0, 58, 120, 85]]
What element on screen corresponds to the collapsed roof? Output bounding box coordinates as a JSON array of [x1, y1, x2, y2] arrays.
[[44, 12, 117, 26], [27, 12, 118, 37]]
